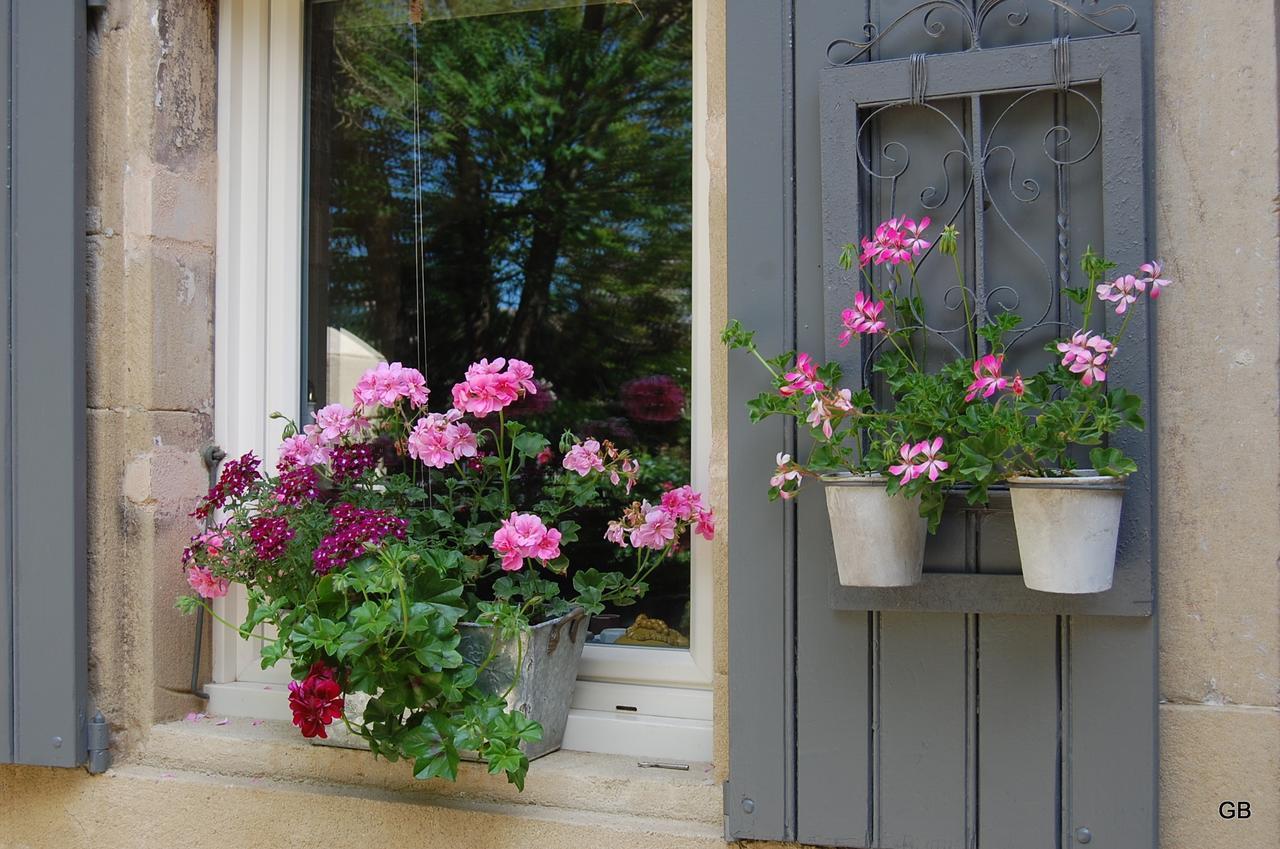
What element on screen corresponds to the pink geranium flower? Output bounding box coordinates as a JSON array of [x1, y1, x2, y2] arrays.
[[407, 411, 475, 469], [780, 353, 826, 397], [660, 484, 706, 521], [312, 403, 362, 443], [279, 434, 328, 467], [1096, 274, 1144, 315], [1138, 260, 1171, 299], [839, 292, 887, 345], [1057, 330, 1114, 388], [491, 512, 561, 572], [770, 452, 802, 500], [353, 362, 429, 409], [806, 388, 853, 439], [629, 505, 677, 550], [288, 663, 344, 739], [964, 354, 1009, 401], [888, 441, 923, 485], [562, 439, 606, 476], [451, 357, 535, 417], [911, 437, 949, 482], [186, 564, 229, 599], [901, 216, 932, 255]]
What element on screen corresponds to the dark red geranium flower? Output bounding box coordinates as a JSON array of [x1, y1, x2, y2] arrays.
[[288, 662, 344, 739]]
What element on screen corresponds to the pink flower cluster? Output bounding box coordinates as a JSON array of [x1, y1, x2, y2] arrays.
[[193, 452, 261, 520], [451, 358, 536, 417], [859, 216, 931, 267], [312, 503, 408, 575], [278, 402, 372, 475], [491, 512, 562, 572], [248, 515, 295, 561], [839, 292, 887, 345], [1057, 330, 1114, 387], [562, 439, 606, 476], [1096, 260, 1170, 314], [770, 452, 803, 500], [605, 487, 715, 551], [780, 353, 826, 397], [182, 526, 231, 598], [888, 437, 949, 485], [288, 662, 344, 739], [807, 388, 855, 439], [353, 362, 429, 409], [407, 411, 478, 469], [964, 354, 1009, 402]]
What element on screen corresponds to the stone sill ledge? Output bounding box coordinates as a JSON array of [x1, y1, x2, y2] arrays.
[[131, 719, 722, 827]]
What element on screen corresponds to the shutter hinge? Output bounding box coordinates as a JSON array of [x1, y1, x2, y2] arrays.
[[722, 780, 730, 817], [87, 0, 108, 10], [85, 711, 111, 774]]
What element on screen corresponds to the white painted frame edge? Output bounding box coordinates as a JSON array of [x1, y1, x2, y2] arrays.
[[210, 0, 714, 750]]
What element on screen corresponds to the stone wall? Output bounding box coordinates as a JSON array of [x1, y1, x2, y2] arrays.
[[83, 0, 218, 752], [1152, 1, 1280, 845]]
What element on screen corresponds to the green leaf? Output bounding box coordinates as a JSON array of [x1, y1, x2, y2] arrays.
[[513, 431, 550, 460], [1089, 447, 1138, 477]]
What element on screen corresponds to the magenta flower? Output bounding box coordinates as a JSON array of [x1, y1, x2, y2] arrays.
[[247, 515, 295, 561], [888, 441, 924, 485], [562, 439, 606, 476], [910, 437, 949, 482], [1138, 260, 1171, 299], [312, 503, 407, 575], [185, 565, 229, 599], [353, 362, 429, 409], [491, 512, 561, 572], [275, 464, 320, 506], [1011, 372, 1026, 397], [693, 507, 716, 541], [329, 443, 377, 483], [901, 216, 932, 255], [780, 353, 826, 397], [1096, 274, 1144, 315], [193, 452, 261, 520], [629, 505, 677, 550], [964, 354, 1009, 402], [660, 484, 706, 521], [839, 292, 887, 345]]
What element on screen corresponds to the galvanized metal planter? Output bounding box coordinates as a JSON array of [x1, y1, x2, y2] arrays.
[[315, 607, 589, 761], [458, 606, 590, 760], [1009, 471, 1128, 594], [822, 472, 926, 587]]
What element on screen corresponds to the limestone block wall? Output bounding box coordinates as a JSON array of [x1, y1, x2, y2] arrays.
[[83, 0, 218, 752]]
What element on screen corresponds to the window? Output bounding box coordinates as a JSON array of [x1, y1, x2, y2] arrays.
[[207, 0, 713, 760]]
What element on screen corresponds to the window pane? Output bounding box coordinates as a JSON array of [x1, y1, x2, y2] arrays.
[[306, 0, 694, 648]]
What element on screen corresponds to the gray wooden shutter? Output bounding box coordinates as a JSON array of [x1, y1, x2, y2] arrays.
[[1, 0, 89, 768], [727, 3, 1156, 847]]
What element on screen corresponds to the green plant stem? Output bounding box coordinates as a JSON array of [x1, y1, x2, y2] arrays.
[[951, 252, 976, 358], [192, 598, 244, 634], [496, 410, 511, 511]]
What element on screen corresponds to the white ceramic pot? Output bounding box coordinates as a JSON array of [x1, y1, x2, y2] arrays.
[[1008, 470, 1127, 594], [822, 473, 926, 587]]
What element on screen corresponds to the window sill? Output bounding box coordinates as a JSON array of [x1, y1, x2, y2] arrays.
[[206, 680, 714, 761], [133, 717, 721, 828]]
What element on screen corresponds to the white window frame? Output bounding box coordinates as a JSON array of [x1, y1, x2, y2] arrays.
[[207, 0, 714, 761]]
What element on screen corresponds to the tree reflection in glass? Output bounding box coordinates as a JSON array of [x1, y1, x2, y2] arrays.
[[306, 0, 694, 648]]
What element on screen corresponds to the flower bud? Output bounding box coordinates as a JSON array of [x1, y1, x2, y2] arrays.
[[938, 224, 959, 256]]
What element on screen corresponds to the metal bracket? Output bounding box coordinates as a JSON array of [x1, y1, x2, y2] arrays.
[[85, 711, 111, 774]]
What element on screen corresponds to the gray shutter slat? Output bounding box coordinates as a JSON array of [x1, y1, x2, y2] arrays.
[[4, 0, 88, 768], [793, 1, 872, 844], [876, 613, 970, 847], [0, 0, 11, 768], [725, 0, 796, 840], [978, 615, 1061, 848]]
